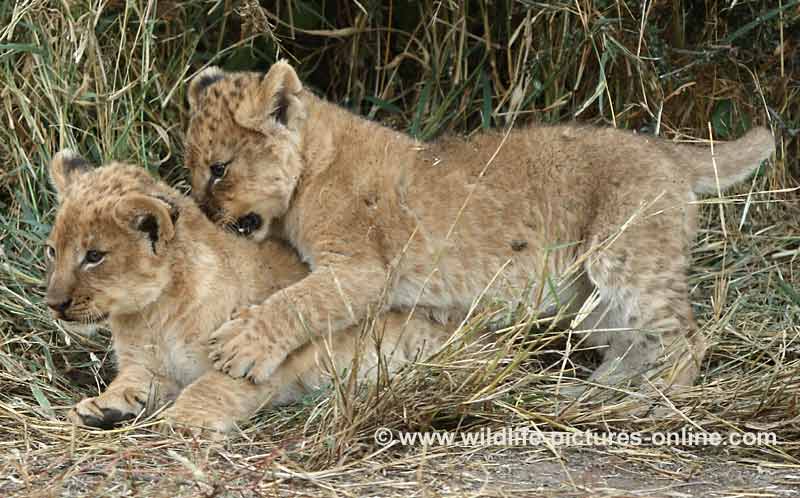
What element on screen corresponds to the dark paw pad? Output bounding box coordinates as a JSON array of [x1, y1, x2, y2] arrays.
[[81, 408, 136, 430]]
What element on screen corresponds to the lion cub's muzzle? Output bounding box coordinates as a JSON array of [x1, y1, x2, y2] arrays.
[[195, 193, 223, 222], [229, 213, 263, 237], [46, 293, 108, 324], [46, 296, 72, 320]]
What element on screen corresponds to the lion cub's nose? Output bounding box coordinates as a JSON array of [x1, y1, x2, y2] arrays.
[[233, 213, 263, 237], [47, 298, 72, 314]]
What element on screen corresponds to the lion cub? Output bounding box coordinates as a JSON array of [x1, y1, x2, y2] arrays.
[[45, 151, 448, 434], [184, 61, 774, 391]]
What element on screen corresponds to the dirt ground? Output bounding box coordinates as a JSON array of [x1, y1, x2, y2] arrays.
[[2, 433, 798, 497]]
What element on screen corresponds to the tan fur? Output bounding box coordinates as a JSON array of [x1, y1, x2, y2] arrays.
[[45, 152, 450, 435], [184, 61, 775, 390]]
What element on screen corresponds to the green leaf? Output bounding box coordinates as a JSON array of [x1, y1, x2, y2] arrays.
[[31, 385, 55, 419], [0, 43, 45, 57], [711, 99, 751, 140], [364, 96, 402, 114], [410, 81, 431, 139], [776, 280, 800, 308], [290, 0, 325, 31], [480, 70, 492, 129]]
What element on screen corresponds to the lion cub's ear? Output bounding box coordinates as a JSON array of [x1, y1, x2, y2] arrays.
[[234, 60, 305, 133], [188, 66, 225, 111], [49, 149, 91, 199], [113, 194, 176, 254]]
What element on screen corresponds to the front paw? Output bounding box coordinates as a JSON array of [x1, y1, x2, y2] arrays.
[[208, 319, 285, 383], [159, 406, 231, 440], [69, 388, 145, 429]]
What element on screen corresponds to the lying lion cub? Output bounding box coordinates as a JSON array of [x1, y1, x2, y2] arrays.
[[184, 61, 774, 391], [44, 151, 449, 434]]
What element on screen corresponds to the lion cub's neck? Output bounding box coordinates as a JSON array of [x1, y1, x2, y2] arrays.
[[285, 92, 419, 257], [297, 91, 418, 179]]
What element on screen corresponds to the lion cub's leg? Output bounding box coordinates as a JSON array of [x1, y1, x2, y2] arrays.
[[163, 311, 450, 436], [271, 309, 450, 405], [578, 214, 707, 391], [160, 370, 272, 436]]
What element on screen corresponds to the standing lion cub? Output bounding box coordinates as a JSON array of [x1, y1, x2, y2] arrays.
[[184, 61, 774, 391], [45, 151, 449, 434]]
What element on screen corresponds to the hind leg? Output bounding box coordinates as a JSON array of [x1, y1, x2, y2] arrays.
[[580, 216, 707, 390]]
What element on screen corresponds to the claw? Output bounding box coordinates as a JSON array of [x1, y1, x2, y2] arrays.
[[242, 361, 255, 377], [221, 358, 235, 375]]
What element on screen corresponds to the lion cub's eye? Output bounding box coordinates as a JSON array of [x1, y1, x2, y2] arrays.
[[45, 245, 56, 261], [83, 250, 106, 266], [209, 160, 232, 180]]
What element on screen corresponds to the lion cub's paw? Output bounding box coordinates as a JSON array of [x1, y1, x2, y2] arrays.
[[208, 318, 285, 383], [158, 406, 231, 441], [69, 388, 146, 429]]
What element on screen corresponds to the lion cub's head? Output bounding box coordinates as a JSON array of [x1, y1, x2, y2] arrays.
[[45, 151, 179, 327], [183, 61, 308, 241]]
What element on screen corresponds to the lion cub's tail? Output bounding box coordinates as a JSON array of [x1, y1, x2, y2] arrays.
[[673, 127, 775, 194]]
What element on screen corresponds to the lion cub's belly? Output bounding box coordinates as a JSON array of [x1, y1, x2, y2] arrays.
[[389, 228, 582, 316]]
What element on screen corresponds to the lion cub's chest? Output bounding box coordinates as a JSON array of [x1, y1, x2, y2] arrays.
[[129, 313, 220, 390], [161, 333, 212, 388]]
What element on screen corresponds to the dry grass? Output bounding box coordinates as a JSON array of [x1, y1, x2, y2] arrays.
[[1, 1, 799, 496]]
